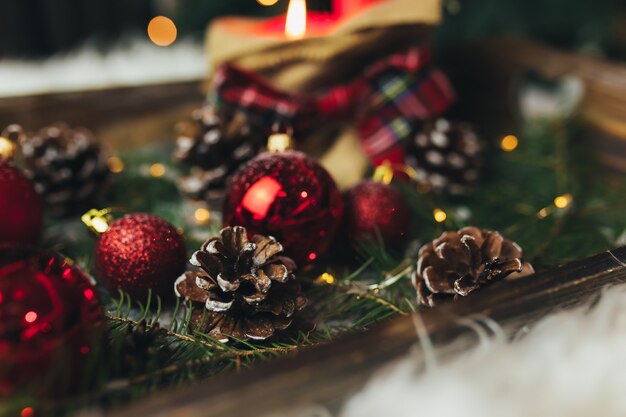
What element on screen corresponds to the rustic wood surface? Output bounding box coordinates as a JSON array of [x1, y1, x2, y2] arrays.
[[0, 81, 204, 149], [107, 247, 626, 417]]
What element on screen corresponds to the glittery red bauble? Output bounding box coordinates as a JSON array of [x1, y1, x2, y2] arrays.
[[0, 161, 43, 245], [0, 245, 105, 396], [343, 181, 411, 248], [223, 151, 343, 265], [95, 213, 187, 300]]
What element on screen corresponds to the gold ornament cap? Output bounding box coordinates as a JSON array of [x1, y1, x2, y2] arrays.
[[0, 124, 24, 161], [82, 208, 114, 234]]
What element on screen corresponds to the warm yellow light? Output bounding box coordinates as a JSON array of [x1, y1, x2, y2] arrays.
[[433, 208, 447, 223], [501, 135, 519, 152], [108, 156, 124, 173], [285, 0, 307, 40], [194, 208, 211, 224], [267, 133, 293, 152], [537, 208, 549, 219], [317, 272, 335, 285], [257, 0, 279, 5], [148, 16, 177, 46], [554, 193, 573, 209], [149, 163, 166, 177]]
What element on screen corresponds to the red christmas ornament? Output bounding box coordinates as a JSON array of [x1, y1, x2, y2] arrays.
[[95, 213, 187, 300], [223, 151, 343, 265], [0, 161, 43, 245], [0, 245, 105, 396], [343, 180, 411, 248]]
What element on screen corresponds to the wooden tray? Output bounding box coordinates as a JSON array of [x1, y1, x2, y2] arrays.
[[107, 247, 626, 417]]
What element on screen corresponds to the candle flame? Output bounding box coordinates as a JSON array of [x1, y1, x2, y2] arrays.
[[285, 0, 307, 40]]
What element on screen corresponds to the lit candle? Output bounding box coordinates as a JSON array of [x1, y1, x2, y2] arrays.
[[285, 0, 307, 39], [207, 0, 441, 84]]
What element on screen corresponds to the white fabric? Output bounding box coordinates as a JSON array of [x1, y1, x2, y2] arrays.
[[0, 38, 207, 98], [341, 285, 626, 417]]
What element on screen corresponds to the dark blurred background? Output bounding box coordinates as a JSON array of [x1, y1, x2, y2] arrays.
[[0, 0, 625, 58]]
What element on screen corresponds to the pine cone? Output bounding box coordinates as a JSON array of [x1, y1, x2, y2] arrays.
[[175, 106, 261, 202], [21, 122, 110, 217], [413, 227, 534, 307], [407, 118, 482, 194], [175, 226, 307, 341]]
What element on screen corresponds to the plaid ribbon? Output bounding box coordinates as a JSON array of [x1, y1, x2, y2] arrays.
[[211, 47, 455, 165]]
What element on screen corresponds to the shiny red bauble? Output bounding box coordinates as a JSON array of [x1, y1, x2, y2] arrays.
[[343, 180, 411, 248], [0, 245, 105, 396], [223, 151, 343, 265], [95, 213, 187, 301], [0, 161, 43, 245]]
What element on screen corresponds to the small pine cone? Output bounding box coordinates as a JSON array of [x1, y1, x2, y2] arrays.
[[21, 123, 110, 217], [413, 227, 534, 307], [407, 118, 482, 195], [175, 226, 307, 341], [175, 106, 261, 201], [123, 320, 171, 374]]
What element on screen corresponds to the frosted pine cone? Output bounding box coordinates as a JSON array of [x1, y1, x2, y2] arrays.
[[175, 106, 261, 202], [407, 118, 482, 195], [175, 226, 307, 341], [21, 123, 110, 216], [413, 227, 534, 307]]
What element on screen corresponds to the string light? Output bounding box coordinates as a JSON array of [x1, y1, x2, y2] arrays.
[[194, 208, 211, 225], [554, 193, 573, 209], [500, 135, 519, 152], [317, 272, 335, 285], [107, 156, 124, 173], [433, 208, 447, 223], [148, 16, 177, 46], [257, 0, 279, 5], [149, 163, 166, 178]]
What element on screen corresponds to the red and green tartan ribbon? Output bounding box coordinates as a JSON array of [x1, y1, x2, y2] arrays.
[[210, 47, 455, 166]]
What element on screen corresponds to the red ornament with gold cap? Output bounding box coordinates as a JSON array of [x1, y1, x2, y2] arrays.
[[223, 147, 343, 265], [0, 126, 43, 245], [0, 245, 105, 396], [86, 210, 188, 301]]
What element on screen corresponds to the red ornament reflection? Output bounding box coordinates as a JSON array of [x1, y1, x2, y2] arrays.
[[0, 245, 105, 396], [224, 151, 343, 265]]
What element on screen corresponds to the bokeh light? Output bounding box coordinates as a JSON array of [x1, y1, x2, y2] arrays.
[[149, 163, 166, 178], [554, 194, 573, 209], [501, 135, 519, 152], [148, 16, 177, 47], [194, 208, 211, 225], [317, 272, 335, 285], [433, 208, 447, 223], [108, 156, 124, 173]]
